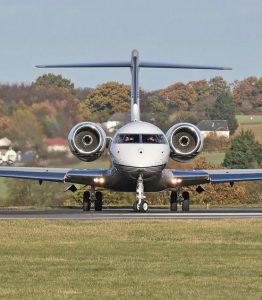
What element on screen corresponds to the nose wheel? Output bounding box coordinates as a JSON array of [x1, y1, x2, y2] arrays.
[[133, 174, 148, 213]]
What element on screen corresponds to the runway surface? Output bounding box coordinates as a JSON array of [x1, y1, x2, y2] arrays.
[[0, 208, 262, 220]]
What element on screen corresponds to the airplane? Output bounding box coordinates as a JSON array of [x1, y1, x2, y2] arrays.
[[0, 49, 261, 212]]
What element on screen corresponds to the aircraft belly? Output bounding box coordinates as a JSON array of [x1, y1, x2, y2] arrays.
[[107, 167, 170, 192]]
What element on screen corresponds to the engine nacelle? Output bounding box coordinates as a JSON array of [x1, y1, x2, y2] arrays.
[[68, 122, 106, 162], [166, 123, 203, 162]]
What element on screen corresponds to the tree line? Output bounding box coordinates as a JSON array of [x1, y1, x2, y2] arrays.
[[0, 74, 261, 153]]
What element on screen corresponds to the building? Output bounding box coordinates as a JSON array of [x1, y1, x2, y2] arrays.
[[0, 137, 17, 164], [197, 120, 230, 139], [45, 138, 69, 153]]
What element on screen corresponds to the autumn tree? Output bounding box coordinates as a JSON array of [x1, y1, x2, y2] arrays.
[[83, 82, 130, 122], [223, 130, 262, 169], [6, 108, 44, 151], [158, 82, 197, 111], [188, 80, 210, 101], [33, 73, 74, 91], [232, 76, 262, 113]]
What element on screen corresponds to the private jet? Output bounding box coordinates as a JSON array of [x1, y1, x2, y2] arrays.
[[0, 50, 261, 212]]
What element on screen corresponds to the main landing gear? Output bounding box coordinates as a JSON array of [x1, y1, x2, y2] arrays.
[[170, 190, 190, 212], [133, 174, 148, 213], [83, 187, 103, 211]]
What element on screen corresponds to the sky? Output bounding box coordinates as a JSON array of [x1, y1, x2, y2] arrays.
[[0, 0, 262, 91]]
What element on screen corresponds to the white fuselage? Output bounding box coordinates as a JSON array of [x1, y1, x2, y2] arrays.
[[110, 121, 170, 169]]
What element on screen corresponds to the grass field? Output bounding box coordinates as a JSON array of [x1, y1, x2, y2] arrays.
[[235, 115, 262, 143], [236, 115, 262, 125], [0, 178, 8, 199], [236, 124, 262, 143], [0, 220, 261, 299]]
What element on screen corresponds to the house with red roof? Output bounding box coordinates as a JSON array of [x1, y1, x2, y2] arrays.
[[44, 138, 69, 153]]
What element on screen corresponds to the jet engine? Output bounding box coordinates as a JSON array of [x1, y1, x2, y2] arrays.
[[166, 123, 203, 162], [68, 122, 106, 162]]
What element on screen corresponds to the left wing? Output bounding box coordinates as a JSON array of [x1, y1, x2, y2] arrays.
[[171, 169, 262, 186], [0, 167, 111, 187]]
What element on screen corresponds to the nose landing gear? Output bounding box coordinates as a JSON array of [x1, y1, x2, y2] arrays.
[[170, 190, 190, 212], [133, 174, 148, 213]]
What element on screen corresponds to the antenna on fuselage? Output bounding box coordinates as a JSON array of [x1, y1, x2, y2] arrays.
[[36, 50, 231, 123]]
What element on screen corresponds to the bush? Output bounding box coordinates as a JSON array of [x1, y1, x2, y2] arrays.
[[5, 179, 65, 206]]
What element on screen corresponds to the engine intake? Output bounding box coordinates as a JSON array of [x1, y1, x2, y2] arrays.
[[68, 122, 106, 162], [166, 123, 203, 162]]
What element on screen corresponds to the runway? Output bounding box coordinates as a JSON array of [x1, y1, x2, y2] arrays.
[[0, 208, 261, 220]]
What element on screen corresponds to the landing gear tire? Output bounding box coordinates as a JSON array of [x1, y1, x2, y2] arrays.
[[83, 191, 91, 211], [133, 200, 148, 212], [140, 201, 148, 213], [182, 191, 190, 212], [95, 191, 103, 211], [170, 191, 178, 212], [133, 201, 139, 212]]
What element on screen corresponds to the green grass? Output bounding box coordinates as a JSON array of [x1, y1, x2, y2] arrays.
[[0, 220, 261, 299], [236, 115, 262, 125], [0, 177, 8, 199]]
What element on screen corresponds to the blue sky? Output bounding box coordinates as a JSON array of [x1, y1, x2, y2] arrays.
[[1, 0, 262, 90]]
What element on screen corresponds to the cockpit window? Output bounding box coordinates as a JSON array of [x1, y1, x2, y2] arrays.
[[115, 134, 140, 143], [115, 134, 167, 144], [142, 134, 167, 144]]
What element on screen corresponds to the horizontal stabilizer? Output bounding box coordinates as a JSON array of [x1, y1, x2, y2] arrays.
[[36, 61, 231, 70], [139, 61, 232, 70], [36, 62, 131, 68]]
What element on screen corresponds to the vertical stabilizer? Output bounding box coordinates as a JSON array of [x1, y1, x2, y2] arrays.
[[130, 50, 140, 122]]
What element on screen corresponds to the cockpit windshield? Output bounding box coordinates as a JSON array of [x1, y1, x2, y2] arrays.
[[141, 134, 166, 144], [114, 134, 140, 144], [114, 134, 167, 144]]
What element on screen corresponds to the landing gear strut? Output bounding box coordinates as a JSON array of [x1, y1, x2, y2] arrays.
[[83, 187, 103, 211], [133, 174, 148, 213], [170, 190, 190, 212]]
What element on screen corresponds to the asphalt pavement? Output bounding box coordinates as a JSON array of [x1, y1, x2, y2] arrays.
[[0, 207, 261, 220]]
